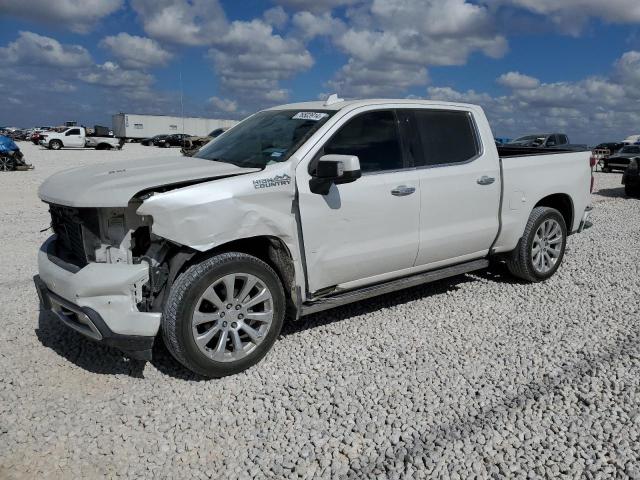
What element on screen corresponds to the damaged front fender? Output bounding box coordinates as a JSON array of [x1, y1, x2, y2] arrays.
[[136, 164, 305, 294]]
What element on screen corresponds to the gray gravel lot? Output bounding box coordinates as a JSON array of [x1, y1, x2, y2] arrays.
[[1, 143, 639, 478]]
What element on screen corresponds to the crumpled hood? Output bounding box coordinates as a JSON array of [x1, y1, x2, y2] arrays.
[[38, 155, 259, 207]]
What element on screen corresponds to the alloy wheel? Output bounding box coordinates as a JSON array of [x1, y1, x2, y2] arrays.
[[191, 273, 274, 362], [531, 218, 563, 274]]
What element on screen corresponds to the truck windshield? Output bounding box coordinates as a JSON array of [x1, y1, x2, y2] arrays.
[[195, 109, 335, 168]]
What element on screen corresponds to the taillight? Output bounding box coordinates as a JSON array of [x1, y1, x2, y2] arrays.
[[589, 156, 597, 168]]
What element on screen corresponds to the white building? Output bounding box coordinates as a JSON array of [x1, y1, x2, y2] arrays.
[[112, 113, 238, 140]]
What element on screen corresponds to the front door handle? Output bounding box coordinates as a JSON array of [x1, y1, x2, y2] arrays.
[[477, 175, 495, 185], [391, 185, 416, 196]]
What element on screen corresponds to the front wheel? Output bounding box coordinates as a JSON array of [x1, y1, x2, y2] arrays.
[[162, 252, 285, 378], [506, 207, 567, 282], [0, 156, 15, 172], [49, 140, 62, 150]]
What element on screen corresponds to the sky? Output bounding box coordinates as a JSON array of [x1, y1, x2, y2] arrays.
[[1, 0, 640, 144]]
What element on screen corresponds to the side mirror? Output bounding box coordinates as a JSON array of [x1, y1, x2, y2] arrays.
[[310, 154, 361, 195]]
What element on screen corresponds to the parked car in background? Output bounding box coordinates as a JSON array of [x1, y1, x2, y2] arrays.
[[34, 98, 593, 377], [0, 135, 32, 171], [507, 133, 587, 151], [181, 128, 229, 156], [30, 131, 47, 145], [601, 144, 640, 172], [155, 133, 190, 148], [622, 158, 640, 197], [508, 133, 569, 148], [40, 127, 124, 150], [623, 135, 640, 145], [141, 134, 168, 146], [8, 129, 28, 141], [594, 142, 624, 155]]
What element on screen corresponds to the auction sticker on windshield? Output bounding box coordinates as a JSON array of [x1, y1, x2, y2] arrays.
[[292, 112, 329, 121]]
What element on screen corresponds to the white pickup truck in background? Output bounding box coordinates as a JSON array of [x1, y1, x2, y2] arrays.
[[40, 127, 124, 150], [34, 98, 593, 378]]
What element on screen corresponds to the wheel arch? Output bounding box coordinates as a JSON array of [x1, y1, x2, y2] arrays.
[[162, 235, 298, 319], [533, 193, 574, 233]]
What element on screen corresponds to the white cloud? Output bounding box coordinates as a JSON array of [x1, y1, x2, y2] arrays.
[[275, 0, 360, 13], [497, 71, 540, 89], [50, 80, 78, 93], [209, 96, 238, 113], [614, 50, 640, 97], [0, 0, 122, 34], [79, 61, 153, 89], [100, 33, 173, 69], [131, 0, 228, 46], [328, 59, 428, 97], [486, 0, 640, 35], [324, 0, 507, 97], [263, 6, 289, 29], [0, 31, 92, 68], [427, 51, 640, 143], [208, 19, 313, 103], [291, 11, 346, 40]]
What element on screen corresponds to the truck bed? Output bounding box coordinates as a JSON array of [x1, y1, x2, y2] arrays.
[[492, 148, 592, 255]]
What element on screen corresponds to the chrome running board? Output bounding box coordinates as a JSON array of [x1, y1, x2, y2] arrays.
[[301, 258, 489, 316]]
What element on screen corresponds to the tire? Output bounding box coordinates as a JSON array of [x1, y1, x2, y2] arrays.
[[162, 252, 285, 378], [0, 156, 15, 172], [625, 184, 640, 198], [601, 166, 611, 173], [506, 206, 567, 283], [49, 140, 62, 150]]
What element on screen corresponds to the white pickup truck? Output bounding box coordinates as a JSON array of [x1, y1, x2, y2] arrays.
[[40, 127, 123, 150], [34, 98, 593, 377]]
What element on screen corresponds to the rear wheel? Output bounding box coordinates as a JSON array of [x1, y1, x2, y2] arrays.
[[49, 140, 62, 150], [506, 207, 567, 282], [162, 252, 285, 378]]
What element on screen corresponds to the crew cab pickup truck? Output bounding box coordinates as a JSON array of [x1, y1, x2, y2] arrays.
[[40, 127, 124, 150], [34, 98, 593, 377]]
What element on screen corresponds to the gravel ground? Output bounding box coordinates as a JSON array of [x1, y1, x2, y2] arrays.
[[1, 142, 639, 479]]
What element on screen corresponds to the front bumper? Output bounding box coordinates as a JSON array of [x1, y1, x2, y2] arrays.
[[36, 236, 160, 359], [577, 206, 593, 233]]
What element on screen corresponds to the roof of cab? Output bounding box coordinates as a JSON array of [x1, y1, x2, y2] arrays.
[[266, 98, 479, 112]]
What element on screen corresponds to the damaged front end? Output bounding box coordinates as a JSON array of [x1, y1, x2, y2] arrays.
[[45, 197, 184, 313], [36, 198, 187, 360]]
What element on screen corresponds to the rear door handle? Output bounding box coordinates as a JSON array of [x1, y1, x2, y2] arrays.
[[391, 185, 416, 196], [477, 176, 495, 185]]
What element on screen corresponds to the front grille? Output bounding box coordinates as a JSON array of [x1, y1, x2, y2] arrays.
[[50, 205, 89, 267]]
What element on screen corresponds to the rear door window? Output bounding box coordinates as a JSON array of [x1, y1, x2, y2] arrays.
[[409, 110, 480, 166]]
